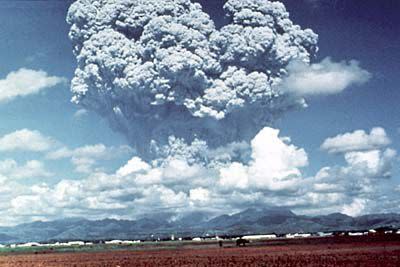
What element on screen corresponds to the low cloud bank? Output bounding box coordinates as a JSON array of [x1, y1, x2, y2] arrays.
[[0, 126, 397, 225]]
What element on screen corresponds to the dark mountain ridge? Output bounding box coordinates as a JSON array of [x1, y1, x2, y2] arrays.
[[1, 208, 399, 244]]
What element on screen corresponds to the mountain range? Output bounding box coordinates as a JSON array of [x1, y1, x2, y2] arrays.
[[1, 207, 400, 244]]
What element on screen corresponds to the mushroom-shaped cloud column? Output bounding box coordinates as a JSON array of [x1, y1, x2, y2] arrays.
[[67, 0, 318, 158]]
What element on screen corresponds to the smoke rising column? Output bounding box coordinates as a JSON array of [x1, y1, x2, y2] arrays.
[[67, 0, 318, 158]]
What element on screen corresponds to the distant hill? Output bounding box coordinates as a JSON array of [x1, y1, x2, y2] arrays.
[[0, 233, 15, 243], [1, 208, 400, 244]]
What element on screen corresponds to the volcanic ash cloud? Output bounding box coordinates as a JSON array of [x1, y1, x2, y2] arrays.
[[67, 0, 318, 158]]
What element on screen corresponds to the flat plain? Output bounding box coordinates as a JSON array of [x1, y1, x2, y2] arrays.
[[1, 235, 400, 267]]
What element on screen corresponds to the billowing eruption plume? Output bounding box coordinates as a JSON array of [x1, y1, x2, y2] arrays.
[[67, 0, 318, 158]]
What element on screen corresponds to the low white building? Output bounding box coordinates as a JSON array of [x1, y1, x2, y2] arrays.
[[105, 240, 123, 245], [67, 241, 85, 246], [17, 242, 41, 248], [286, 233, 311, 238], [317, 232, 333, 237], [242, 234, 277, 240], [192, 237, 202, 241], [0, 244, 5, 248], [349, 232, 364, 236]]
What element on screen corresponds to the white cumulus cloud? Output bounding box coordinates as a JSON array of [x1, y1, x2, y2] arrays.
[[341, 198, 368, 217], [282, 57, 371, 96], [189, 187, 211, 203], [321, 127, 391, 153], [343, 148, 397, 179], [0, 129, 56, 152], [0, 159, 52, 179], [116, 157, 151, 177], [1, 126, 397, 225], [0, 68, 66, 103], [219, 128, 308, 191], [47, 144, 133, 174]]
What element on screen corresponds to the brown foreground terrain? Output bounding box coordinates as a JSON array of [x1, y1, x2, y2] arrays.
[[1, 235, 400, 267]]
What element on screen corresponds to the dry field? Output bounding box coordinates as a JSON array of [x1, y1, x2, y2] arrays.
[[1, 235, 400, 267]]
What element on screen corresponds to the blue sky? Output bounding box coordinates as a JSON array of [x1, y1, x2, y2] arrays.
[[0, 0, 124, 146], [278, 0, 400, 173], [0, 0, 130, 182], [0, 0, 399, 226], [199, 0, 400, 174]]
